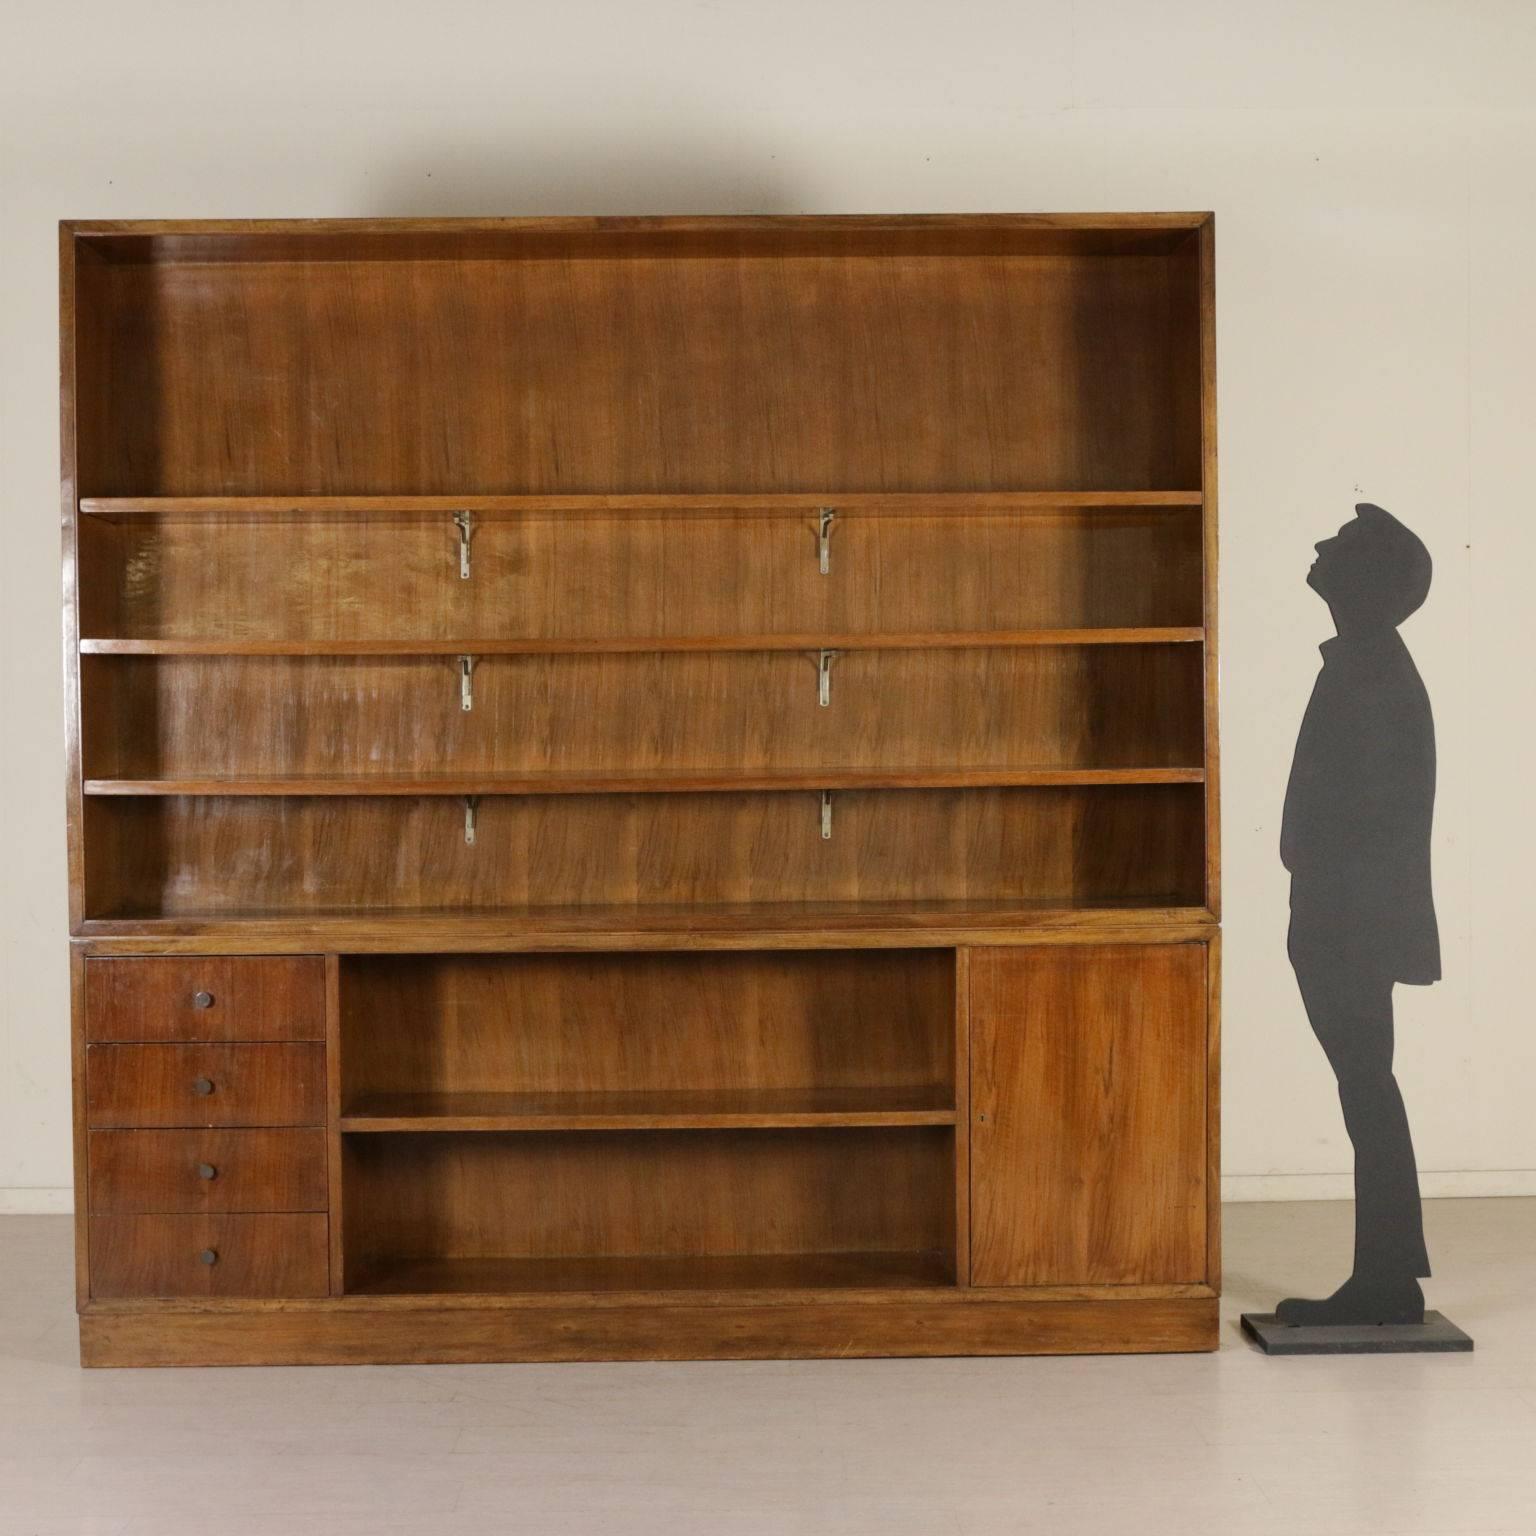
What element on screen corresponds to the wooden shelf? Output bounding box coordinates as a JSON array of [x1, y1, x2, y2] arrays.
[[346, 1250, 956, 1296], [340, 1086, 957, 1133], [79, 627, 1205, 656], [79, 490, 1203, 519], [76, 899, 1217, 953], [83, 766, 1205, 797]]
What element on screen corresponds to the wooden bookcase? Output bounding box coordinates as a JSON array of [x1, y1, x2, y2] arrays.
[[61, 214, 1220, 1366]]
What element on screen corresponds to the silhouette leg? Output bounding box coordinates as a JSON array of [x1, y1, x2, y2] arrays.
[[1276, 940, 1429, 1325], [1340, 1069, 1430, 1282]]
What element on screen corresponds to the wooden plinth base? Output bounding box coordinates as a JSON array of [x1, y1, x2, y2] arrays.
[[81, 1295, 1219, 1367]]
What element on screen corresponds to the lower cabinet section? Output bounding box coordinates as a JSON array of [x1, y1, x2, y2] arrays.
[[76, 937, 1216, 1362], [969, 943, 1210, 1286], [89, 1213, 330, 1299]]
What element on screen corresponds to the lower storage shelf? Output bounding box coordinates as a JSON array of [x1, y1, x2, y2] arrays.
[[339, 1086, 956, 1132], [347, 1250, 955, 1296], [341, 1126, 959, 1295]]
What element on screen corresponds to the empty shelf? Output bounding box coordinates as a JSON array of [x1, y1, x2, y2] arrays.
[[340, 1086, 958, 1133], [346, 1250, 956, 1296], [77, 896, 1215, 947], [83, 766, 1205, 796], [80, 490, 1203, 519], [79, 627, 1205, 656]]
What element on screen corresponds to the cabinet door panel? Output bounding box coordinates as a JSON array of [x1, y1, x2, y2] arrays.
[[970, 944, 1207, 1286]]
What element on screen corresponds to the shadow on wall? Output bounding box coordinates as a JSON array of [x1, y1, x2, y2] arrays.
[[359, 145, 808, 218]]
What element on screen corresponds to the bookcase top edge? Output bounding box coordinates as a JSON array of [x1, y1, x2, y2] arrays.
[[62, 213, 1212, 236], [60, 213, 1212, 265]]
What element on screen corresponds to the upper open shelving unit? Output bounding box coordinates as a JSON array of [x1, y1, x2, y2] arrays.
[[64, 213, 1217, 934], [67, 215, 1207, 500]]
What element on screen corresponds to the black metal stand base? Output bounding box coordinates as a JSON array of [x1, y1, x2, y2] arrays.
[[1240, 1310, 1473, 1355]]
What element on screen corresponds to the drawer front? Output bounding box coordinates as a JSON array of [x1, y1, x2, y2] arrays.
[[86, 956, 325, 1042], [87, 1043, 326, 1128], [88, 1129, 328, 1214], [90, 1213, 329, 1298]]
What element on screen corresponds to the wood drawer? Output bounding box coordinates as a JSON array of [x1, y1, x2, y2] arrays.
[[86, 956, 325, 1042], [87, 1043, 325, 1128], [89, 1213, 329, 1298], [88, 1129, 328, 1214]]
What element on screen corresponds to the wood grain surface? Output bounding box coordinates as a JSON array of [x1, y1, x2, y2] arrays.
[[85, 955, 324, 1041], [78, 508, 1202, 642], [81, 646, 1204, 783], [970, 944, 1208, 1286], [75, 246, 1201, 497], [86, 1043, 326, 1129], [87, 1129, 327, 1213], [341, 1128, 954, 1291], [78, 1295, 1219, 1365], [339, 946, 954, 1106], [89, 1213, 328, 1299], [81, 785, 1206, 918]]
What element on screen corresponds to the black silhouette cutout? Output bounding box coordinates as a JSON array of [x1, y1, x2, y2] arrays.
[[1271, 503, 1439, 1327], [1241, 503, 1471, 1354]]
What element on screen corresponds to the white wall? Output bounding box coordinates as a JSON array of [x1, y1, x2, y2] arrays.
[[2, 0, 1533, 1211]]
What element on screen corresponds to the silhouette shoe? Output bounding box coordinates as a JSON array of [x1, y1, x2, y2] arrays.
[[1274, 1276, 1425, 1327]]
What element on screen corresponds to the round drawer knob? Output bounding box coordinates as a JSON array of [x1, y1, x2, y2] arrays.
[[199, 1248, 218, 1266], [193, 1077, 215, 1096], [192, 991, 215, 1010], [197, 1163, 217, 1181]]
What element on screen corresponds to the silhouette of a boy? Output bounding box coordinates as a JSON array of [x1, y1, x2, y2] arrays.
[[1276, 503, 1439, 1326]]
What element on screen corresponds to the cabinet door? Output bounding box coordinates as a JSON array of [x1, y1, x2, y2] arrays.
[[970, 944, 1208, 1287]]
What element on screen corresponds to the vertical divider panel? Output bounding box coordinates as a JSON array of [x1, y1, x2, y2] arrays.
[[1205, 932, 1222, 1290], [70, 949, 91, 1306], [325, 953, 344, 1295], [953, 946, 971, 1286], [1198, 219, 1221, 918]]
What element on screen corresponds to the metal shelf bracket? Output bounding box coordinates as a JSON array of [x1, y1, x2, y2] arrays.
[[817, 648, 838, 708], [454, 510, 473, 579], [817, 508, 835, 575]]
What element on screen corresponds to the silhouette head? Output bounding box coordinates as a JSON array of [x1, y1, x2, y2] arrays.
[[1308, 503, 1432, 634]]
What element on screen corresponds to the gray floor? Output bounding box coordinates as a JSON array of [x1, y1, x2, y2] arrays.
[[2, 1199, 1534, 1535]]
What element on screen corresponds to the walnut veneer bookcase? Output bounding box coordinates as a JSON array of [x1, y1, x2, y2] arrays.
[[61, 213, 1219, 1367]]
